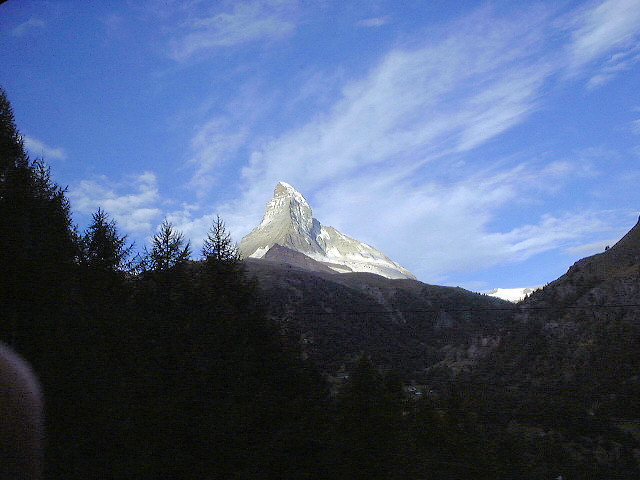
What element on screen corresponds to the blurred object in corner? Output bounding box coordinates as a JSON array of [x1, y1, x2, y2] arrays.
[[0, 342, 43, 480]]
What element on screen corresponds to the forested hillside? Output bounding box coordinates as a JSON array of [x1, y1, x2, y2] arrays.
[[1, 87, 638, 479], [465, 219, 640, 477], [245, 251, 515, 379]]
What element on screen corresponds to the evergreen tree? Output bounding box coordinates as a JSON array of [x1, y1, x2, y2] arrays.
[[201, 214, 244, 294], [202, 214, 239, 264], [0, 88, 77, 347], [148, 219, 191, 271], [0, 88, 29, 178], [0, 87, 83, 479], [80, 208, 132, 271]]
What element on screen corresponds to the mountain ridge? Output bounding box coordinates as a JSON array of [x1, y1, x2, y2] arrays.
[[472, 215, 640, 420]]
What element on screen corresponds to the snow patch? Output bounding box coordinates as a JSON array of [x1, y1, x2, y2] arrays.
[[249, 246, 270, 258], [484, 286, 542, 302]]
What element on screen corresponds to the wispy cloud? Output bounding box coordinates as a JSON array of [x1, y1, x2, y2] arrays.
[[570, 0, 640, 65], [23, 135, 67, 160], [169, 0, 296, 60], [568, 0, 640, 84], [566, 238, 617, 255], [183, 1, 638, 281], [586, 47, 640, 88], [306, 163, 605, 283], [185, 78, 279, 197], [70, 172, 162, 234], [232, 7, 552, 223], [187, 118, 249, 194], [11, 18, 45, 37], [356, 16, 390, 27]]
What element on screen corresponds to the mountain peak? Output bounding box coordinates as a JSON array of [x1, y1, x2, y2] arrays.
[[274, 181, 304, 200], [258, 180, 314, 230], [238, 182, 416, 279]]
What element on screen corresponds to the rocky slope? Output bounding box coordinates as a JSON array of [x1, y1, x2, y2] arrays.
[[474, 216, 640, 419], [239, 182, 415, 279], [459, 217, 640, 475]]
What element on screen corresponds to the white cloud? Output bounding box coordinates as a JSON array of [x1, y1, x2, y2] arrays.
[[23, 135, 67, 160], [70, 172, 162, 233], [188, 118, 249, 194], [566, 238, 617, 255], [356, 17, 390, 27], [11, 18, 45, 37], [502, 213, 608, 258], [160, 200, 254, 256], [228, 8, 553, 231], [585, 46, 640, 88], [306, 164, 602, 283], [164, 208, 216, 255], [184, 3, 638, 281], [568, 0, 640, 84], [169, 1, 296, 60], [570, 0, 640, 65]]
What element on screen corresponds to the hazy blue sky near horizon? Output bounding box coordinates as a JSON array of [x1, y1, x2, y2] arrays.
[[1, 0, 640, 290]]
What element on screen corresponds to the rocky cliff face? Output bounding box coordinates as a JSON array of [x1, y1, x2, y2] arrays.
[[238, 182, 416, 279]]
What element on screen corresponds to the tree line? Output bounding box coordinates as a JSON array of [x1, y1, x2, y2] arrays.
[[1, 86, 326, 478]]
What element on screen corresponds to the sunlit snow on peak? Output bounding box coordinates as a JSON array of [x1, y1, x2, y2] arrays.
[[239, 183, 416, 279]]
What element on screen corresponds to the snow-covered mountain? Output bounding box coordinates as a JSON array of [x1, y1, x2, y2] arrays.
[[238, 182, 416, 279], [484, 286, 542, 303]]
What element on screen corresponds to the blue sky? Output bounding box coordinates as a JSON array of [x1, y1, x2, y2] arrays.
[[1, 0, 640, 290]]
